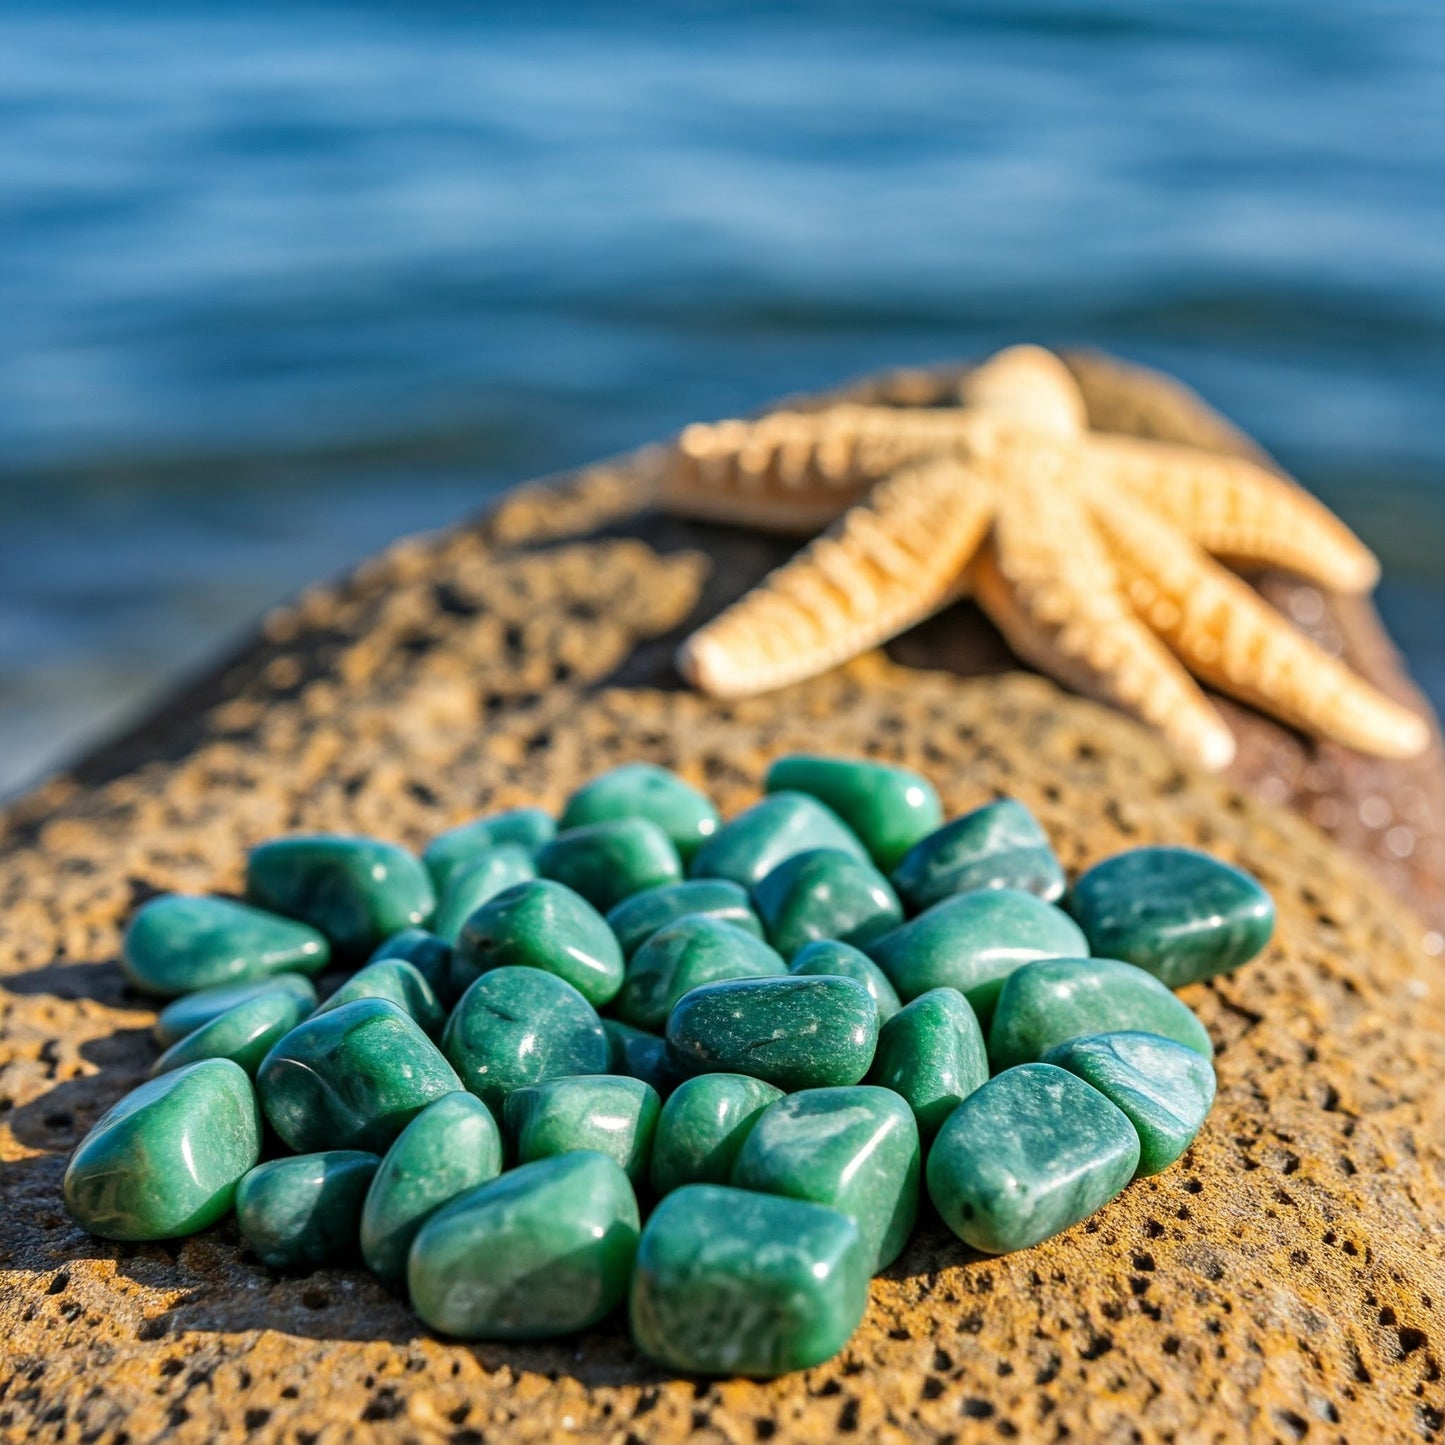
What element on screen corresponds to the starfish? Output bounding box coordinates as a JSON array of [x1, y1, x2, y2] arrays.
[[655, 345, 1429, 772]]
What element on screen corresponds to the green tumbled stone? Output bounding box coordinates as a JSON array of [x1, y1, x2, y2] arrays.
[[536, 817, 682, 913], [428, 844, 536, 945], [63, 1059, 261, 1241], [1067, 846, 1276, 988], [867, 987, 988, 1140], [452, 879, 624, 1007], [732, 1086, 919, 1273], [649, 1073, 784, 1196], [665, 974, 879, 1090], [408, 1151, 640, 1340], [367, 928, 455, 1005], [561, 763, 721, 865], [423, 807, 557, 892], [153, 973, 318, 1047], [926, 1062, 1141, 1253], [257, 997, 462, 1153], [151, 986, 311, 1077], [360, 1092, 504, 1285], [311, 958, 446, 1036], [752, 848, 903, 958], [442, 966, 608, 1115], [689, 791, 868, 890], [987, 956, 1214, 1072], [606, 880, 763, 958], [614, 916, 787, 1031], [235, 1150, 379, 1270], [867, 888, 1087, 1019], [789, 940, 901, 1023], [122, 894, 329, 998], [246, 835, 435, 958], [505, 1075, 662, 1185], [630, 1184, 870, 1378], [765, 754, 942, 872], [890, 798, 1065, 911], [1043, 1031, 1217, 1176], [603, 1020, 683, 1097]]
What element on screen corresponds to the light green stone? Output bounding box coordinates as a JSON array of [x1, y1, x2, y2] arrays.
[[428, 844, 536, 945], [235, 1150, 379, 1270], [561, 763, 721, 865], [150, 985, 311, 1077], [536, 817, 682, 913], [689, 791, 868, 889], [422, 807, 556, 892], [152, 974, 318, 1047], [367, 928, 455, 1005], [789, 939, 901, 1023], [752, 848, 903, 958], [867, 987, 988, 1140], [649, 1073, 784, 1197], [605, 879, 763, 958], [603, 1019, 683, 1098], [505, 1075, 662, 1185], [310, 958, 446, 1036]]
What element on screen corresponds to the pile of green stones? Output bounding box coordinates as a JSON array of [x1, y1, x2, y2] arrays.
[[64, 756, 1274, 1378]]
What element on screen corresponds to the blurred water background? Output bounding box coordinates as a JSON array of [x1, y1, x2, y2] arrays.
[[1, 0, 1442, 796]]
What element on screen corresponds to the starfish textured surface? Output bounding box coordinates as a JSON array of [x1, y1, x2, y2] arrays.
[[660, 346, 1428, 770]]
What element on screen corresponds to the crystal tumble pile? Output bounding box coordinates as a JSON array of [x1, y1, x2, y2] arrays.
[[66, 756, 1275, 1378]]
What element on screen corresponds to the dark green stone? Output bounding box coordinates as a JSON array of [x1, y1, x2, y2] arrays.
[[867, 987, 988, 1140], [649, 1073, 783, 1196], [63, 1059, 261, 1241], [235, 1150, 379, 1270], [1067, 846, 1276, 988], [606, 879, 763, 958], [689, 791, 868, 889], [429, 844, 536, 945], [153, 973, 318, 1047], [561, 763, 721, 865], [505, 1075, 662, 1185], [422, 807, 557, 892], [150, 986, 311, 1077], [603, 1019, 683, 1097], [311, 958, 446, 1036], [536, 817, 682, 913], [630, 1184, 870, 1377], [408, 1151, 640, 1340], [367, 928, 455, 1005], [752, 848, 903, 958], [789, 939, 901, 1023], [926, 1062, 1141, 1253]]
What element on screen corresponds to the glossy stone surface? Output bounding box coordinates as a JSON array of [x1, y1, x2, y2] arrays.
[[752, 847, 903, 958], [367, 928, 455, 1004], [561, 762, 721, 864], [257, 997, 462, 1153], [649, 1073, 784, 1196], [630, 1184, 870, 1378], [789, 939, 901, 1022], [408, 1151, 640, 1340], [235, 1150, 379, 1270], [665, 974, 879, 1090], [428, 844, 536, 945], [422, 807, 557, 892], [245, 834, 436, 957], [535, 817, 682, 913], [310, 958, 446, 1036], [614, 915, 787, 1031], [442, 965, 608, 1115], [867, 986, 989, 1140], [1067, 845, 1276, 988], [765, 754, 942, 872], [152, 973, 318, 1047], [150, 985, 311, 1077], [122, 894, 329, 997], [689, 791, 868, 889], [732, 1086, 919, 1272], [63, 1059, 261, 1241], [451, 879, 624, 1007], [1043, 1031, 1217, 1176], [891, 798, 1066, 911], [359, 1091, 504, 1285], [926, 1062, 1141, 1253], [605, 879, 763, 958], [505, 1075, 662, 1184], [987, 956, 1214, 1073], [603, 1019, 682, 1097]]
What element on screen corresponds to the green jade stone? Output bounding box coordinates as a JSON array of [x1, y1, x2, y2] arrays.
[[63, 1059, 261, 1241], [150, 985, 311, 1077], [1043, 1031, 1217, 1176], [153, 973, 317, 1047], [1068, 845, 1276, 988], [257, 997, 462, 1153], [606, 879, 762, 958], [360, 1091, 504, 1285], [789, 939, 901, 1023], [310, 958, 446, 1036], [765, 754, 942, 872], [505, 1074, 662, 1185], [367, 928, 455, 1004], [442, 965, 608, 1115], [235, 1150, 379, 1270], [422, 807, 557, 892], [630, 1184, 870, 1378], [122, 894, 329, 997], [689, 791, 868, 890], [867, 987, 988, 1140], [665, 974, 879, 1091], [603, 1019, 682, 1097], [732, 1086, 919, 1273], [408, 1151, 640, 1340], [428, 844, 536, 945], [752, 847, 903, 958], [891, 798, 1066, 911], [927, 1062, 1141, 1254], [649, 1073, 783, 1196], [561, 762, 721, 865], [246, 834, 436, 958], [988, 956, 1214, 1073], [536, 817, 682, 914]]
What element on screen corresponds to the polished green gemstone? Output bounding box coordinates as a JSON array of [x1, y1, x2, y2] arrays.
[[246, 835, 436, 958], [614, 915, 787, 1031], [408, 1151, 640, 1340], [789, 939, 901, 1023], [311, 958, 446, 1036], [1067, 846, 1275, 988], [867, 987, 988, 1140], [63, 1059, 261, 1241], [428, 844, 536, 945], [359, 1091, 504, 1285], [423, 807, 556, 892], [665, 974, 879, 1091], [689, 791, 868, 889], [152, 973, 318, 1047], [752, 848, 903, 958], [731, 1086, 919, 1273], [765, 754, 942, 872], [605, 879, 762, 958], [649, 1073, 783, 1196], [536, 817, 682, 913], [150, 985, 311, 1077], [926, 1062, 1140, 1253], [122, 894, 329, 998], [505, 1075, 662, 1185], [442, 965, 608, 1115], [890, 798, 1065, 911], [630, 1184, 870, 1378], [257, 997, 462, 1153], [367, 928, 455, 1005], [452, 879, 624, 1007], [987, 956, 1213, 1072], [1043, 1031, 1217, 1176], [561, 763, 720, 865], [235, 1150, 379, 1270], [603, 1019, 683, 1097]]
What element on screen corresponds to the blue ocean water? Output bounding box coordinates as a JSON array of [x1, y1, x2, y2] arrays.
[[1, 1, 1442, 794]]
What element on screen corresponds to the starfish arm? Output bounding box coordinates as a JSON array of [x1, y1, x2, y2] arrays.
[[958, 344, 1089, 438], [677, 458, 993, 698]]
